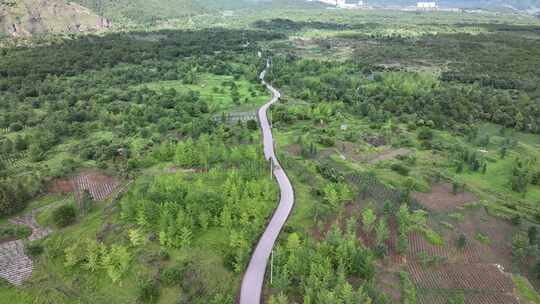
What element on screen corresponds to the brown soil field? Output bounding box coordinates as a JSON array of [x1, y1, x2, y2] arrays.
[[408, 262, 514, 292], [284, 144, 302, 156], [412, 183, 476, 211], [48, 179, 75, 194], [74, 171, 120, 201], [49, 170, 120, 202], [368, 148, 411, 164], [407, 230, 492, 264]]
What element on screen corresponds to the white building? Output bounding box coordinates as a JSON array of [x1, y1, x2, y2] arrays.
[[315, 0, 364, 8], [416, 2, 437, 10]]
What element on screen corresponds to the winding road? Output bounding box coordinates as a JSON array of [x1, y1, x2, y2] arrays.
[[239, 60, 295, 304]]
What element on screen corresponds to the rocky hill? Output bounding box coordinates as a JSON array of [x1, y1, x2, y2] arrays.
[[0, 0, 110, 37]]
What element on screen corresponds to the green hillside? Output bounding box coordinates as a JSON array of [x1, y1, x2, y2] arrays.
[[67, 0, 319, 25], [67, 0, 204, 24], [0, 0, 110, 37]]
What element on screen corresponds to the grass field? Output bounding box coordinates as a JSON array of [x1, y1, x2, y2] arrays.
[[136, 73, 270, 112]]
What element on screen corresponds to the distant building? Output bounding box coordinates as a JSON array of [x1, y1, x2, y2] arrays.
[[314, 0, 364, 8], [416, 2, 437, 10]]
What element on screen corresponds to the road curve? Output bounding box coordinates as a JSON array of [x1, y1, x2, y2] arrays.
[[239, 60, 295, 304]]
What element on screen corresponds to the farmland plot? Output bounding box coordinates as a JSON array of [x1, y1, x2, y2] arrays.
[[49, 171, 120, 202], [408, 231, 490, 264], [408, 263, 514, 292], [73, 171, 120, 201]]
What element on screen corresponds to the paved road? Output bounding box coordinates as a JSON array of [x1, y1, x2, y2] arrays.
[[239, 61, 295, 304]]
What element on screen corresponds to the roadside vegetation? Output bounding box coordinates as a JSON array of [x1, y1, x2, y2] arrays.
[[1, 4, 540, 304]]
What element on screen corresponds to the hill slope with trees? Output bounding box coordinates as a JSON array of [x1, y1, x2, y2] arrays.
[[0, 0, 110, 37]]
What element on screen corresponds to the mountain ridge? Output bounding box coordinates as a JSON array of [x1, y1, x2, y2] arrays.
[[0, 0, 110, 37]]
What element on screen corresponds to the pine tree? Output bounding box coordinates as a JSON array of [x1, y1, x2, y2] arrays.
[[362, 208, 376, 234]]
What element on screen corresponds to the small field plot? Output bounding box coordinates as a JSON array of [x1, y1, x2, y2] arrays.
[[412, 183, 477, 212], [408, 263, 514, 292], [136, 73, 269, 111], [49, 170, 120, 202]]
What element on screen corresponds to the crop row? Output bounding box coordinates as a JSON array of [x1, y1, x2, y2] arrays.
[[408, 263, 514, 292], [73, 174, 120, 202], [407, 231, 485, 263]]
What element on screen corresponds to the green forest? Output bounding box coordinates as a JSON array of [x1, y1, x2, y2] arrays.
[[1, 3, 540, 304]]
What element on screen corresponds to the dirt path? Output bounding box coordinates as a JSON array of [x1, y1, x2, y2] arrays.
[[0, 205, 54, 285], [239, 60, 295, 304]]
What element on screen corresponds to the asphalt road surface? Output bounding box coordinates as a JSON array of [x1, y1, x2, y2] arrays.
[[239, 61, 295, 304]]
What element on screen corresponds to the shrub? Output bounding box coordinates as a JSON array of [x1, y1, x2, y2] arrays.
[[0, 224, 32, 241], [161, 266, 184, 286], [9, 123, 23, 132], [417, 128, 434, 141], [475, 233, 491, 245], [456, 234, 467, 250], [25, 242, 44, 257], [318, 136, 335, 147], [532, 172, 540, 186], [390, 163, 410, 176], [246, 119, 258, 131], [137, 280, 160, 303], [52, 205, 76, 227]]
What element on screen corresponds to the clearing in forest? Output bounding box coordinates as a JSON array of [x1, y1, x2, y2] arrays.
[[49, 171, 120, 202], [412, 183, 476, 212]]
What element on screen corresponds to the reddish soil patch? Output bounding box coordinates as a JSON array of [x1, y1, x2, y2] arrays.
[[412, 183, 476, 212], [335, 140, 365, 162], [375, 271, 401, 303], [364, 135, 387, 147], [368, 148, 411, 164], [74, 171, 120, 201], [49, 170, 120, 202], [449, 208, 515, 269], [408, 263, 514, 292], [284, 144, 302, 157], [407, 231, 489, 264], [48, 179, 75, 194]]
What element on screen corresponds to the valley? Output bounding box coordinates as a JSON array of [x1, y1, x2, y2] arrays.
[[0, 1, 540, 304]]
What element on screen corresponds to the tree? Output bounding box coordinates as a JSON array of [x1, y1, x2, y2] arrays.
[[52, 204, 77, 227], [323, 183, 341, 210], [79, 189, 93, 215], [528, 226, 538, 245], [9, 123, 23, 132], [129, 229, 146, 247], [399, 271, 417, 304], [447, 292, 465, 304], [137, 280, 160, 303], [375, 218, 389, 246], [417, 128, 433, 141], [28, 143, 44, 162], [512, 232, 529, 260], [361, 208, 376, 234], [14, 135, 28, 152], [286, 233, 301, 252], [456, 234, 467, 250], [102, 245, 131, 283]]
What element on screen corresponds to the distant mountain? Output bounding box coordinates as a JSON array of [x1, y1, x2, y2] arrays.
[[365, 0, 540, 10], [68, 0, 318, 24], [0, 0, 110, 37], [69, 0, 205, 24]]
